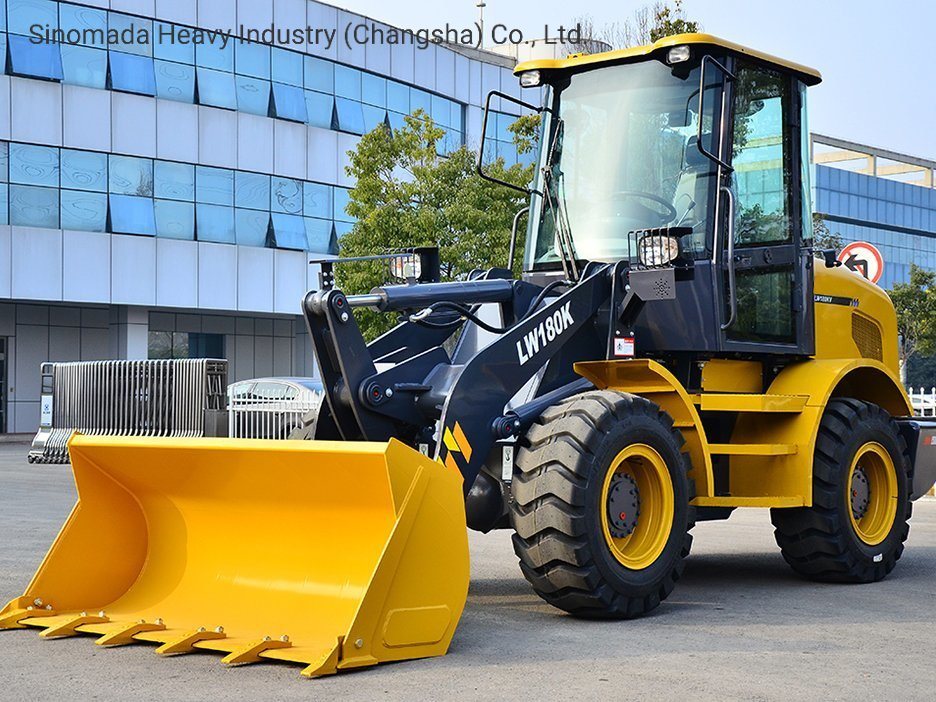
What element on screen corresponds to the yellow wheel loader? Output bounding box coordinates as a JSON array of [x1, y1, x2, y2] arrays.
[[4, 33, 936, 677]]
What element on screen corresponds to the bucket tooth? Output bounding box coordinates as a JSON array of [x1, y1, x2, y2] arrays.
[[221, 636, 292, 666], [0, 598, 57, 630], [95, 620, 167, 647], [299, 641, 342, 679], [39, 612, 109, 639], [155, 628, 227, 656]]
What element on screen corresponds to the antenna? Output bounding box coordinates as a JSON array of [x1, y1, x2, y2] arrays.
[[477, 1, 486, 45]]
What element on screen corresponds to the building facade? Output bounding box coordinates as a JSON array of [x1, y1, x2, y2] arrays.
[[0, 0, 524, 433]]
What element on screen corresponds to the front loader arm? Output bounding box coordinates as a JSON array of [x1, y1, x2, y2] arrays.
[[437, 265, 613, 493]]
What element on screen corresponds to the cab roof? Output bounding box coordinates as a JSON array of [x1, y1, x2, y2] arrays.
[[514, 33, 822, 86]]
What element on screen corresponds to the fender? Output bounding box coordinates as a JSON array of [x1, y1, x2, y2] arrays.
[[574, 359, 715, 500]]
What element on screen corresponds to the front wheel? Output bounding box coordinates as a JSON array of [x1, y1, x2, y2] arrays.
[[771, 399, 912, 582], [510, 390, 693, 619]]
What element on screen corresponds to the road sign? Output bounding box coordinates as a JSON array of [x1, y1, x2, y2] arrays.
[[838, 241, 884, 285]]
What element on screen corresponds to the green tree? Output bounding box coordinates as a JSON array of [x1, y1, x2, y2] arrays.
[[649, 0, 700, 42], [889, 263, 936, 383], [572, 1, 700, 51], [337, 111, 538, 340], [812, 214, 844, 252]]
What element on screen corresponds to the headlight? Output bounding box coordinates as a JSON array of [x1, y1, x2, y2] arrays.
[[666, 46, 691, 64], [519, 70, 542, 88], [638, 234, 680, 267], [388, 253, 421, 282]]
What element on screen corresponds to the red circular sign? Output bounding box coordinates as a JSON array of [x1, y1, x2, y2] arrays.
[[838, 242, 884, 285]]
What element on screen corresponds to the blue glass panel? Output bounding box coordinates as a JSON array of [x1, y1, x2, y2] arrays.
[[155, 60, 195, 102], [450, 102, 463, 132], [304, 55, 333, 93], [10, 143, 59, 186], [8, 35, 63, 80], [334, 65, 361, 100], [61, 189, 107, 231], [387, 81, 409, 113], [303, 217, 332, 253], [154, 161, 194, 201], [361, 73, 386, 107], [155, 199, 195, 239], [271, 176, 303, 214], [196, 166, 234, 206], [431, 95, 450, 127], [235, 76, 271, 116], [335, 98, 365, 134], [333, 187, 353, 222], [10, 184, 59, 228], [110, 51, 155, 95], [362, 105, 387, 133], [334, 220, 354, 239], [0, 143, 8, 182], [61, 149, 107, 192], [196, 40, 233, 72], [196, 203, 235, 243], [154, 22, 194, 63], [0, 185, 8, 225], [108, 13, 152, 57], [236, 40, 270, 79], [109, 155, 153, 196], [9, 0, 57, 35], [410, 89, 431, 115], [272, 47, 303, 87], [196, 67, 236, 109], [305, 90, 334, 130], [387, 111, 406, 132], [235, 172, 270, 210], [271, 213, 306, 249], [235, 208, 269, 247], [271, 83, 307, 122], [59, 3, 107, 47], [111, 194, 156, 235], [61, 44, 106, 88], [0, 35, 6, 74], [303, 182, 332, 219]]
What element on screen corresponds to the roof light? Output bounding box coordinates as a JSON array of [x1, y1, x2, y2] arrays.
[[667, 46, 691, 64], [519, 70, 541, 88]]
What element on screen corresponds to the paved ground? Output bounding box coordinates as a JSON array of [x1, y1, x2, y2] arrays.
[[1, 442, 934, 701]]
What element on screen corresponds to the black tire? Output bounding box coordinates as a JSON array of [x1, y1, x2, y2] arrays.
[[770, 399, 912, 583], [509, 390, 694, 618]]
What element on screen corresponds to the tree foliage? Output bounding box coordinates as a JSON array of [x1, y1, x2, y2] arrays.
[[571, 1, 700, 52], [337, 111, 538, 339], [889, 263, 936, 377], [812, 214, 844, 252]]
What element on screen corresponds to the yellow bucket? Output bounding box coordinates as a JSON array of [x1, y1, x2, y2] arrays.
[[0, 434, 469, 677]]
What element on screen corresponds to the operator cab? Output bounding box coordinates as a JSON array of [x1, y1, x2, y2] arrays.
[[515, 34, 822, 359]]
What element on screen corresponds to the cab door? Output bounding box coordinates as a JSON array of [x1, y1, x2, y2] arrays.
[[719, 61, 814, 355]]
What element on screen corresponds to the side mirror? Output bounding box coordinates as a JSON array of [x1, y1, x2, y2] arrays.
[[476, 90, 547, 197]]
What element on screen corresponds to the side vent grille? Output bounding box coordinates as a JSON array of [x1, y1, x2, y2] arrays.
[[852, 313, 883, 361]]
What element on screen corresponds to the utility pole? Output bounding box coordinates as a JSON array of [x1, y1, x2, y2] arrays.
[[477, 1, 486, 46]]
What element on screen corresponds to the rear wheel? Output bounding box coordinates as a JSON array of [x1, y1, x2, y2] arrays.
[[510, 390, 693, 618], [771, 399, 912, 582]]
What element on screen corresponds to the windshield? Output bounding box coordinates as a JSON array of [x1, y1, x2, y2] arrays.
[[525, 58, 721, 269]]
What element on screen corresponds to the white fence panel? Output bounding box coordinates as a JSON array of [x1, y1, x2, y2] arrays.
[[909, 387, 936, 417], [228, 396, 320, 440]]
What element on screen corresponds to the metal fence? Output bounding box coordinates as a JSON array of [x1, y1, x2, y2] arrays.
[[909, 387, 936, 418], [29, 359, 228, 464], [228, 396, 320, 440]]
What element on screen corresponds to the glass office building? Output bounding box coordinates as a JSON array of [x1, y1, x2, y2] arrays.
[[0, 0, 526, 432], [812, 134, 936, 290]]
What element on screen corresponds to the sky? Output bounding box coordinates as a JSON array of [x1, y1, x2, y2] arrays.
[[336, 0, 936, 160]]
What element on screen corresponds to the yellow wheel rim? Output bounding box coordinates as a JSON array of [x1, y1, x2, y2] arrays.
[[847, 442, 898, 546], [600, 444, 675, 570]]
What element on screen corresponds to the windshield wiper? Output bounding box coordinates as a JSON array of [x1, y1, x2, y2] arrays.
[[541, 118, 580, 281]]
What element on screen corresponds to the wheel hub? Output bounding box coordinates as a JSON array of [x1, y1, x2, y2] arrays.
[[851, 465, 871, 520], [607, 473, 640, 538]]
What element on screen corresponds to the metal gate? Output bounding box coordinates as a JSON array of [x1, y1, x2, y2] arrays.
[[29, 359, 228, 464]]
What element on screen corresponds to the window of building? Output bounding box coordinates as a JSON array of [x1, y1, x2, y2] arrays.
[[108, 12, 152, 57], [303, 216, 332, 253], [8, 35, 63, 81], [235, 171, 270, 211], [109, 52, 156, 95], [154, 199, 195, 239], [154, 161, 195, 201], [195, 203, 235, 243], [61, 149, 107, 191], [155, 60, 195, 103], [334, 98, 365, 134], [110, 193, 156, 235], [61, 189, 107, 231], [303, 182, 332, 220], [235, 76, 271, 116], [236, 40, 270, 79], [10, 143, 59, 187], [362, 73, 386, 107], [196, 166, 234, 206], [334, 65, 361, 100], [272, 47, 303, 87], [154, 23, 193, 64], [59, 3, 107, 47], [270, 212, 307, 249], [271, 82, 307, 122], [149, 331, 225, 359], [362, 105, 388, 133], [110, 155, 153, 197], [196, 67, 236, 109], [10, 183, 59, 227], [61, 44, 106, 89], [196, 41, 233, 72], [304, 55, 333, 93], [235, 208, 270, 247], [9, 0, 58, 36], [304, 90, 334, 130]]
